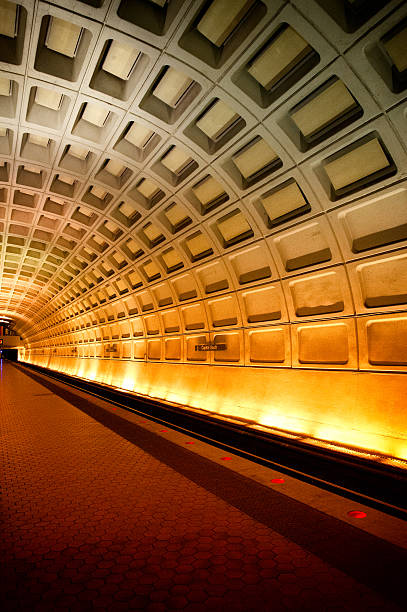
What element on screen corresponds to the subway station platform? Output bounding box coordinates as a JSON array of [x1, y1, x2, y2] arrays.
[[1, 361, 406, 612]]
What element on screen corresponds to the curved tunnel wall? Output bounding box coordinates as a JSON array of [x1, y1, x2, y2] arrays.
[[0, 0, 405, 458]]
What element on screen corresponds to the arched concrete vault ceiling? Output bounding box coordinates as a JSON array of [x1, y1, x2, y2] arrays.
[[1, 0, 407, 392]]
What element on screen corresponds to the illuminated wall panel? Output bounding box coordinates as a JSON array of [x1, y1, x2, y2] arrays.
[[4, 0, 407, 462]]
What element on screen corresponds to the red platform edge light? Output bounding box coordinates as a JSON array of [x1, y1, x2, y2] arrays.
[[186, 441, 194, 445], [271, 478, 285, 484], [348, 510, 367, 518], [160, 429, 167, 432], [221, 457, 232, 461]]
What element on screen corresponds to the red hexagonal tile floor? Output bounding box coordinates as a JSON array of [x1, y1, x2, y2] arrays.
[[1, 362, 405, 611]]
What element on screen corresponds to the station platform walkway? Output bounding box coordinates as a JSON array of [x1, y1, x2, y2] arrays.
[[1, 360, 406, 612]]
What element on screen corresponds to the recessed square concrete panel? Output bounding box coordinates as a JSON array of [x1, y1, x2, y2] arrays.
[[0, 159, 10, 183], [153, 144, 199, 187], [0, 0, 28, 68], [153, 67, 194, 108], [161, 146, 192, 174], [184, 231, 214, 263], [19, 132, 55, 166], [302, 117, 406, 210], [213, 331, 241, 362], [323, 136, 395, 199], [113, 119, 161, 164], [88, 34, 154, 104], [289, 78, 362, 150], [259, 179, 311, 229], [178, 0, 267, 70], [348, 251, 407, 313], [71, 99, 121, 146], [49, 173, 81, 200], [380, 19, 407, 93], [115, 0, 186, 37], [345, 6, 407, 110], [25, 85, 71, 132], [248, 327, 286, 363], [140, 221, 166, 249], [0, 75, 19, 119], [233, 22, 320, 109], [298, 322, 349, 365], [103, 40, 140, 80], [81, 185, 113, 211], [229, 243, 274, 286], [160, 247, 184, 274], [284, 267, 352, 320], [214, 209, 254, 249], [58, 143, 96, 176], [332, 185, 407, 259], [208, 294, 239, 328], [162, 202, 192, 234], [358, 313, 407, 370], [111, 200, 141, 229], [250, 24, 311, 90], [242, 284, 282, 324], [185, 97, 246, 155], [128, 176, 165, 210], [190, 174, 229, 216], [314, 0, 391, 35], [31, 7, 101, 87], [95, 158, 133, 191], [16, 164, 45, 190], [271, 219, 336, 276], [140, 65, 202, 125], [229, 136, 282, 190], [160, 308, 180, 333]]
